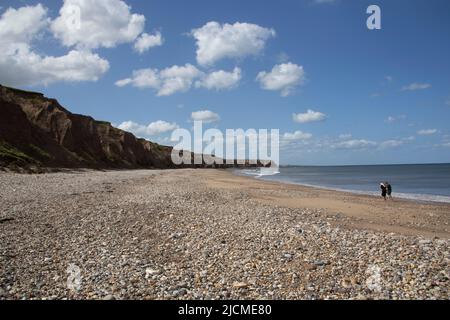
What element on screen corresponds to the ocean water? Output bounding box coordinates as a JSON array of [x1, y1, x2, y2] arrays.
[[234, 164, 450, 203]]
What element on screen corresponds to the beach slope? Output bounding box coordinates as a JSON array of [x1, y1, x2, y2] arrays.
[[0, 169, 448, 300]]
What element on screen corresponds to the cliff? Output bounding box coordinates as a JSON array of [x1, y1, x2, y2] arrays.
[[0, 85, 269, 172]]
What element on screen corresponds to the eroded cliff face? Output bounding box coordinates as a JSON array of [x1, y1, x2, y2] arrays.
[[0, 85, 176, 171], [0, 85, 271, 172]]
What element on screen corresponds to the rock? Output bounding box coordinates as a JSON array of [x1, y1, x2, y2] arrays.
[[306, 264, 317, 271], [283, 253, 294, 260], [233, 282, 249, 289], [103, 295, 114, 300], [145, 268, 160, 279], [172, 288, 187, 297], [341, 278, 352, 288], [313, 260, 329, 266]]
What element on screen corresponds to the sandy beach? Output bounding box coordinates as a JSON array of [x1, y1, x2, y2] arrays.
[[0, 169, 449, 300]]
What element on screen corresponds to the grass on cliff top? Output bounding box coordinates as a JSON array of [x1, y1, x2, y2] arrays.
[[1, 85, 44, 97], [96, 120, 112, 126]]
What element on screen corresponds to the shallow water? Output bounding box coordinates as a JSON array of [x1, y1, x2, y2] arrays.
[[234, 164, 450, 203]]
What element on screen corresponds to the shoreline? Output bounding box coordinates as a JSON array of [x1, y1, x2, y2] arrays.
[[232, 169, 450, 205], [209, 169, 450, 239]]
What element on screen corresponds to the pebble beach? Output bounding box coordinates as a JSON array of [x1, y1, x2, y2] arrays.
[[0, 169, 449, 300]]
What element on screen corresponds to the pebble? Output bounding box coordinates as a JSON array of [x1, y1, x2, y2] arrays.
[[233, 282, 249, 289]]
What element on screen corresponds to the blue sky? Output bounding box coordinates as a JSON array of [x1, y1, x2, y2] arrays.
[[1, 0, 450, 165]]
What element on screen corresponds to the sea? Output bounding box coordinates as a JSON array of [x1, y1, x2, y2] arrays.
[[234, 163, 450, 203]]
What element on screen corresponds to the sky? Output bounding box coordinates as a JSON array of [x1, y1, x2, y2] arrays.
[[0, 0, 450, 165]]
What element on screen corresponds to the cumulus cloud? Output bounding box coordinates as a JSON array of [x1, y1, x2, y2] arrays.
[[0, 4, 109, 86], [117, 65, 241, 95], [0, 4, 49, 46], [332, 139, 377, 150], [134, 31, 163, 54], [283, 131, 313, 141], [195, 67, 241, 90], [401, 83, 431, 91], [256, 63, 305, 96], [51, 0, 145, 50], [115, 64, 202, 96], [417, 129, 437, 136], [191, 21, 276, 66], [292, 109, 327, 124], [118, 120, 179, 137], [157, 64, 203, 96], [191, 110, 221, 123]]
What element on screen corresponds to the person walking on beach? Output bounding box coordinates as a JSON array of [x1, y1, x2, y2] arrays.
[[385, 182, 393, 199], [380, 183, 387, 201]]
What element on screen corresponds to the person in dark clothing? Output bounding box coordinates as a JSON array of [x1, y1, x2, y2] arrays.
[[380, 183, 387, 200], [385, 182, 392, 199]]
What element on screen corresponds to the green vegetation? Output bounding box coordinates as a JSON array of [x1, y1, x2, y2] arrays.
[[152, 143, 165, 152], [96, 120, 112, 126], [28, 144, 51, 159], [0, 142, 37, 164]]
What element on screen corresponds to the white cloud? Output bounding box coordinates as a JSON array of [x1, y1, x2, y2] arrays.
[[417, 129, 437, 136], [118, 120, 179, 137], [158, 64, 203, 96], [195, 67, 241, 90], [339, 134, 352, 140], [257, 63, 305, 96], [115, 68, 159, 88], [117, 65, 242, 95], [293, 109, 327, 124], [191, 21, 275, 66], [401, 83, 431, 91], [115, 64, 202, 96], [283, 131, 313, 141], [0, 4, 109, 86], [333, 139, 377, 150], [191, 110, 221, 123], [51, 0, 145, 50], [146, 120, 179, 135], [134, 31, 163, 54], [379, 140, 404, 149], [0, 4, 49, 47]]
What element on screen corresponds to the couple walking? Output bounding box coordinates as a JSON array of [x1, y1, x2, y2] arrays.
[[380, 182, 392, 200]]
